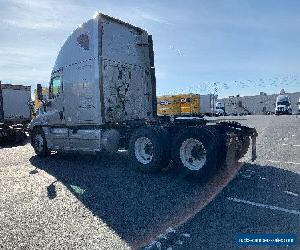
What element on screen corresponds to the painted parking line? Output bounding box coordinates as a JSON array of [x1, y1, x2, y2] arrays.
[[118, 149, 127, 152], [267, 160, 300, 165], [284, 191, 299, 197], [143, 227, 191, 250], [267, 160, 280, 163], [292, 145, 300, 147], [227, 197, 300, 215], [285, 161, 300, 165]]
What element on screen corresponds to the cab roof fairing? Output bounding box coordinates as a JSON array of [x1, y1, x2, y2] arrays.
[[51, 18, 99, 75], [51, 13, 149, 76], [276, 95, 290, 102]]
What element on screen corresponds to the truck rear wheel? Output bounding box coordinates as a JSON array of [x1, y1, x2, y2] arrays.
[[171, 127, 219, 178], [129, 127, 169, 173], [31, 128, 48, 157]]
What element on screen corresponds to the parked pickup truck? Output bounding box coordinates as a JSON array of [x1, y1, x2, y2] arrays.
[[29, 13, 257, 177]]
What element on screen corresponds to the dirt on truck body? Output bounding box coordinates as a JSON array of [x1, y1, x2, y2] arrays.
[[29, 13, 257, 178]]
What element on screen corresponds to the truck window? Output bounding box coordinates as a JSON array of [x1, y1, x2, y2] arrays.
[[49, 77, 62, 99]]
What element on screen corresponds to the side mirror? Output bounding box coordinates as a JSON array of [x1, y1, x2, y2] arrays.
[[27, 101, 34, 108], [42, 99, 51, 107], [37, 84, 43, 101]]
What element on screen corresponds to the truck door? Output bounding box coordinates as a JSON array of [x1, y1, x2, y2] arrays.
[[63, 63, 101, 151], [63, 64, 100, 126], [47, 71, 70, 150]]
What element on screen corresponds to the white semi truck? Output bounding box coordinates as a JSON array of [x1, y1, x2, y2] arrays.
[[0, 81, 31, 144], [275, 94, 292, 115], [215, 101, 226, 116], [30, 13, 257, 177]]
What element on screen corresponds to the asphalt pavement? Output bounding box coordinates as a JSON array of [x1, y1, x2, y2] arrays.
[[142, 115, 300, 249], [0, 115, 299, 249]]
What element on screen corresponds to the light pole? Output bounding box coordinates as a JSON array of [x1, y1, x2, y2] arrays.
[[213, 82, 218, 116], [0, 81, 4, 123]]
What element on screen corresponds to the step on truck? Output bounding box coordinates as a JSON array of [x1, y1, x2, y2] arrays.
[[29, 13, 257, 177], [0, 81, 31, 144]]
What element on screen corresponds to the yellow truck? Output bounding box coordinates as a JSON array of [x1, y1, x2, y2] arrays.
[[34, 85, 49, 114], [157, 94, 201, 116]]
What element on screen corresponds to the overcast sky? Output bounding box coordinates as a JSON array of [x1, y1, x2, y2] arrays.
[[0, 0, 299, 97]]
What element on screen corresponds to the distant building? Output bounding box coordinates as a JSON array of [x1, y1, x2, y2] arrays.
[[220, 91, 300, 115]]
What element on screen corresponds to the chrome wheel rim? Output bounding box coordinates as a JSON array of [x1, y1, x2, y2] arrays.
[[134, 137, 154, 164], [179, 138, 207, 171]]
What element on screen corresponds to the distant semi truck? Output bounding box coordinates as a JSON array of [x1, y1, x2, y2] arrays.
[[29, 13, 257, 178], [297, 98, 300, 114], [0, 81, 31, 144], [275, 94, 292, 115], [215, 101, 226, 116]]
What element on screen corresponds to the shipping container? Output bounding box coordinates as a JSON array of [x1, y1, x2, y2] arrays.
[[157, 95, 181, 115], [157, 94, 201, 116], [157, 94, 215, 116]]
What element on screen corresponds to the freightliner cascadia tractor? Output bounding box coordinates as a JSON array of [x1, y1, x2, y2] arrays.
[[29, 13, 257, 177]]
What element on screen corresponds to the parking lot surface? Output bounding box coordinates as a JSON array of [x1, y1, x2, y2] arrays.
[[0, 115, 299, 249]]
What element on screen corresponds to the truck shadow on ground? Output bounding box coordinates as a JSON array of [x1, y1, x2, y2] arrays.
[[29, 152, 242, 248], [0, 135, 30, 149], [29, 153, 299, 249], [172, 163, 300, 250]]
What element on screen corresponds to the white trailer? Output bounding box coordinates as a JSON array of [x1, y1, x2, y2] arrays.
[[199, 94, 213, 115], [0, 81, 31, 144], [29, 13, 257, 178], [1, 84, 31, 123]]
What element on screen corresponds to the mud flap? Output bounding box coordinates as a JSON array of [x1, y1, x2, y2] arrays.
[[224, 134, 239, 168], [251, 133, 257, 162]]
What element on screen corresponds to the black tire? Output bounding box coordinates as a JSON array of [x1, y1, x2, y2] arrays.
[[30, 127, 48, 157], [171, 127, 221, 179], [15, 130, 27, 144], [129, 126, 170, 173]]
